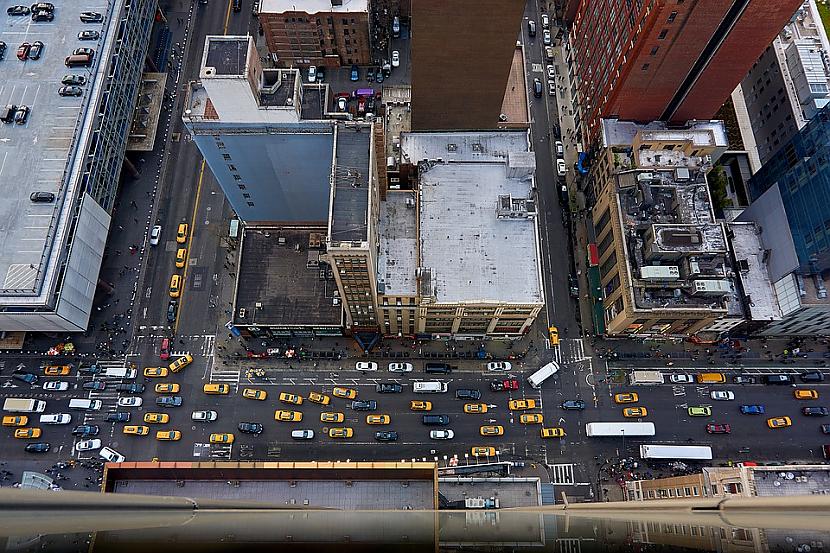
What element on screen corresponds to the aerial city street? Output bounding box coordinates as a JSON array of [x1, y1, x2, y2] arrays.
[[2, 0, 830, 509]]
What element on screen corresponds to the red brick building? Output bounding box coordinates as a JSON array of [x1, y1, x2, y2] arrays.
[[258, 0, 371, 68], [569, 0, 803, 143], [410, 0, 525, 130]]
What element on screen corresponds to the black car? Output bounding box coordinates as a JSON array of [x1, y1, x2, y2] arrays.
[[59, 85, 83, 97], [764, 374, 793, 385], [375, 383, 403, 393], [156, 396, 183, 407], [0, 42, 6, 61], [105, 412, 130, 422], [167, 300, 178, 323], [116, 383, 145, 394], [561, 399, 586, 410], [28, 41, 43, 60], [72, 424, 100, 436], [31, 10, 53, 21], [422, 414, 450, 426], [455, 389, 481, 400], [78, 364, 100, 374], [802, 406, 829, 417], [12, 372, 38, 385], [25, 442, 51, 453], [7, 5, 30, 15], [533, 78, 543, 98], [351, 400, 377, 411], [82, 381, 106, 391], [79, 11, 103, 22], [30, 191, 55, 202], [801, 370, 825, 383], [61, 74, 86, 86], [375, 431, 398, 442], [238, 422, 263, 435]]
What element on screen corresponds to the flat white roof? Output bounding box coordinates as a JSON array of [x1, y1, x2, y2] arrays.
[[260, 0, 368, 13]]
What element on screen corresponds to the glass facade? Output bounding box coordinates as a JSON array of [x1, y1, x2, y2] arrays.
[[748, 105, 830, 272]]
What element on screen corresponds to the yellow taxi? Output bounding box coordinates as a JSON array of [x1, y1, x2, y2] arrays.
[[144, 367, 168, 378], [541, 427, 566, 438], [794, 389, 819, 400], [480, 425, 504, 436], [366, 414, 391, 425], [332, 387, 357, 399], [154, 383, 180, 394], [176, 223, 188, 244], [279, 392, 303, 405], [169, 353, 192, 372], [274, 410, 302, 422], [767, 416, 792, 429], [410, 400, 432, 411], [44, 365, 71, 376], [144, 413, 169, 424], [614, 392, 639, 404], [548, 326, 559, 346], [123, 425, 150, 436], [519, 413, 543, 424], [623, 407, 648, 418], [243, 388, 267, 401], [471, 446, 496, 457], [308, 391, 330, 405], [328, 427, 353, 438], [175, 248, 187, 268], [509, 398, 537, 411], [156, 430, 181, 441], [203, 383, 230, 395], [2, 416, 28, 427], [464, 403, 488, 414], [210, 433, 234, 444], [321, 412, 345, 423], [169, 274, 181, 298], [14, 428, 41, 439]]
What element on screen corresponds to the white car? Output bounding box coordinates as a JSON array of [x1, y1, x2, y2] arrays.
[[556, 158, 567, 176], [192, 410, 218, 422], [388, 362, 413, 373], [99, 446, 125, 463], [355, 362, 378, 371], [391, 50, 400, 67], [429, 429, 454, 440], [547, 64, 556, 80], [43, 381, 69, 391], [39, 413, 72, 425], [670, 374, 694, 384], [710, 390, 735, 401], [308, 65, 317, 83], [117, 397, 143, 407], [149, 225, 162, 246], [75, 439, 102, 452], [487, 361, 512, 372]]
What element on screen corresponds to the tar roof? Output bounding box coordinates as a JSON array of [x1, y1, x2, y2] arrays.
[[205, 37, 249, 75], [329, 123, 371, 242], [0, 0, 111, 297]]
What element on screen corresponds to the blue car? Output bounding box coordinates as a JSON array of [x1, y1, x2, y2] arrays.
[[350, 64, 359, 81], [740, 404, 765, 415]]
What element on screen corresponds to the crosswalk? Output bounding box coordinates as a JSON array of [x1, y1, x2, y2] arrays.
[[549, 463, 575, 485]]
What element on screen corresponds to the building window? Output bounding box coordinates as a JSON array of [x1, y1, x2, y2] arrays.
[[658, 29, 668, 39], [667, 11, 677, 22]]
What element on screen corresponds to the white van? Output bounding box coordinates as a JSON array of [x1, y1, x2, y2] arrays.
[[103, 367, 137, 379], [68, 399, 102, 411], [413, 381, 448, 393]]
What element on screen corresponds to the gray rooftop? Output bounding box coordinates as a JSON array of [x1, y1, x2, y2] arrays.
[[205, 37, 249, 75], [0, 0, 112, 298], [235, 228, 342, 327], [329, 123, 371, 242], [377, 192, 418, 295], [404, 131, 542, 304]]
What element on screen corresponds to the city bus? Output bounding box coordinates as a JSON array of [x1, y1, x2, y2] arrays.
[[585, 422, 656, 437], [639, 444, 713, 460]]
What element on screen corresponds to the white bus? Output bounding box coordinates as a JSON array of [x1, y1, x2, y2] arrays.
[[585, 422, 656, 437], [639, 444, 713, 460]]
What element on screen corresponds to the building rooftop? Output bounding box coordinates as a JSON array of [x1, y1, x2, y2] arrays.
[[377, 192, 418, 296], [0, 0, 117, 303], [727, 222, 781, 322], [403, 131, 542, 304], [234, 228, 342, 327], [205, 37, 249, 75], [329, 123, 372, 243], [259, 0, 368, 13]]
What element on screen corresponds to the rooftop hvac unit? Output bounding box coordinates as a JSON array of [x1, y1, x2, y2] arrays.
[[640, 265, 680, 280], [691, 280, 731, 295]]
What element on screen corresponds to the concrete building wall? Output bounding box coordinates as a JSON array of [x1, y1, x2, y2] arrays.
[[410, 0, 525, 130]]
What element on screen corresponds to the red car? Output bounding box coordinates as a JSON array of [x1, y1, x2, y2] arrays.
[[490, 379, 519, 392], [159, 338, 170, 360], [706, 423, 731, 434], [17, 42, 30, 60]]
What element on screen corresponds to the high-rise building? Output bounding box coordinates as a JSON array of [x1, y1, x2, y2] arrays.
[[410, 0, 525, 130], [568, 0, 803, 143]]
